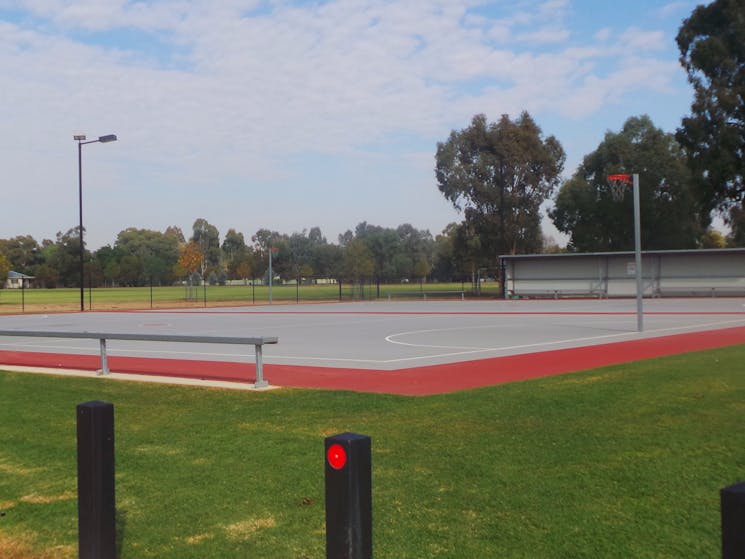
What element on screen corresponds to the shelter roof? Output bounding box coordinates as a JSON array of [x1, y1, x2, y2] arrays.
[[7, 271, 35, 279]]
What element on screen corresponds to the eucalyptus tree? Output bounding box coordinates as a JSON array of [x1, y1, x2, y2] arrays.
[[676, 0, 745, 222], [222, 229, 251, 280], [0, 253, 9, 286], [114, 228, 181, 285], [395, 223, 435, 281], [341, 238, 375, 286], [551, 116, 701, 251], [430, 221, 489, 283], [435, 112, 565, 260], [45, 228, 84, 287], [0, 235, 42, 273], [313, 243, 344, 280], [251, 229, 288, 282], [352, 222, 400, 284], [191, 218, 221, 277], [222, 229, 247, 262]]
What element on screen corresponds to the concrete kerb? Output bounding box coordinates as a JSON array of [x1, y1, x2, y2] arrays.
[[0, 364, 280, 391]]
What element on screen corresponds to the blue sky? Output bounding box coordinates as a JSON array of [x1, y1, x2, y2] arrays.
[[0, 0, 700, 249]]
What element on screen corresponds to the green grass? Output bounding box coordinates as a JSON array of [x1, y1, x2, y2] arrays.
[[1, 346, 744, 558], [0, 282, 499, 312]]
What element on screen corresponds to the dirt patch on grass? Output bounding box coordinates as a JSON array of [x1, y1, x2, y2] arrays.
[[224, 516, 277, 541], [185, 532, 215, 545], [19, 491, 75, 504], [0, 462, 45, 476], [0, 533, 74, 559]]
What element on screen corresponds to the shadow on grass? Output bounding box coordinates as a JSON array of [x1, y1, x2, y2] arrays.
[[116, 508, 127, 559]]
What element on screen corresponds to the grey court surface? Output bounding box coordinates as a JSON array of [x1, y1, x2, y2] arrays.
[[1, 298, 744, 371]]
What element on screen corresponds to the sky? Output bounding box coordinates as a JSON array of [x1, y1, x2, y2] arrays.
[[0, 0, 701, 250]]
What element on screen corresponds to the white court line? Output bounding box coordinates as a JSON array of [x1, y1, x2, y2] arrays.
[[380, 318, 745, 363], [1, 318, 744, 368]]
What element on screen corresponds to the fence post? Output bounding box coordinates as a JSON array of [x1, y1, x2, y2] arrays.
[[722, 481, 745, 558], [325, 432, 372, 559], [77, 401, 116, 559]]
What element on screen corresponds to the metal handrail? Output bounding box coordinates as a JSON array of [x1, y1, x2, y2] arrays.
[[0, 330, 278, 388]]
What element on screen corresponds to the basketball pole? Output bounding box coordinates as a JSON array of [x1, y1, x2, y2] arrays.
[[633, 173, 643, 332]]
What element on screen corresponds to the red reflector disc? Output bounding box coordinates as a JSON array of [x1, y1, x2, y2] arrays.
[[327, 443, 347, 470]]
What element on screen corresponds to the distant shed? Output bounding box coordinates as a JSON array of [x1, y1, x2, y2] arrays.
[[499, 249, 745, 298], [4, 271, 34, 290]]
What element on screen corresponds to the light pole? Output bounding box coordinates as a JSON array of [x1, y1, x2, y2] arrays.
[[268, 247, 279, 304], [75, 134, 117, 312]]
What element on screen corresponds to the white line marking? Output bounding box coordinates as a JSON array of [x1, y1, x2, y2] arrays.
[[381, 318, 745, 363], [1, 318, 743, 368]]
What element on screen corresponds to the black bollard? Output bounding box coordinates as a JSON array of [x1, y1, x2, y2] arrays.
[[77, 401, 116, 559], [722, 481, 745, 558], [325, 432, 372, 559]]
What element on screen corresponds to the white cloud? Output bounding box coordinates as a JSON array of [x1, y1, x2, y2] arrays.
[[656, 1, 694, 19], [594, 27, 612, 42], [0, 0, 693, 247], [619, 27, 667, 51], [516, 27, 571, 45]]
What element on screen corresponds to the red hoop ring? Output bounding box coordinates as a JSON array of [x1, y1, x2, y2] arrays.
[[607, 173, 632, 184]]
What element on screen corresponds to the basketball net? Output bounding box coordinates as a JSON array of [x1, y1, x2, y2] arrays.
[[607, 173, 632, 201]]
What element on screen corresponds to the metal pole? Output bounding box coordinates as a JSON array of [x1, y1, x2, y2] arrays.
[[269, 248, 273, 305], [78, 141, 85, 312], [98, 338, 109, 375], [325, 433, 372, 559], [76, 401, 116, 559], [75, 134, 116, 311], [254, 344, 268, 388], [722, 481, 745, 558], [633, 173, 643, 332]]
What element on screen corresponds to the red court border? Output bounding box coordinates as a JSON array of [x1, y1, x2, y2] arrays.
[[1, 326, 744, 395]]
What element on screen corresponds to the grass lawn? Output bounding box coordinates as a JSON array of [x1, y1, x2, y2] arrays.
[[1, 346, 744, 558], [0, 282, 499, 313]]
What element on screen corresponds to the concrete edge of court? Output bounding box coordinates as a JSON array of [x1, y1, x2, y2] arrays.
[[2, 323, 745, 395], [0, 364, 280, 391]]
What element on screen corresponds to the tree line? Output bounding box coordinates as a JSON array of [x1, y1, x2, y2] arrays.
[[0, 220, 467, 289], [1, 0, 743, 289]]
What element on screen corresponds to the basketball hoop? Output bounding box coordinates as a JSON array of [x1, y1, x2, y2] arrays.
[[607, 173, 632, 201]]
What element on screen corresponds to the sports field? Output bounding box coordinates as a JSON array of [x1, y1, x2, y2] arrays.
[[0, 297, 744, 393], [1, 298, 744, 558], [0, 282, 500, 313]]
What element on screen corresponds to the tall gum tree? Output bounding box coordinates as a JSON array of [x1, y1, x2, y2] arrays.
[[0, 254, 10, 286], [551, 115, 701, 251], [191, 218, 221, 277], [435, 112, 565, 261], [676, 0, 745, 224]]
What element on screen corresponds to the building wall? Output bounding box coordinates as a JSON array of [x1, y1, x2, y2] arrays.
[[5, 277, 23, 289], [501, 249, 745, 298]]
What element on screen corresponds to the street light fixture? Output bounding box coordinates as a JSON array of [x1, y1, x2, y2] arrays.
[[75, 133, 118, 312]]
